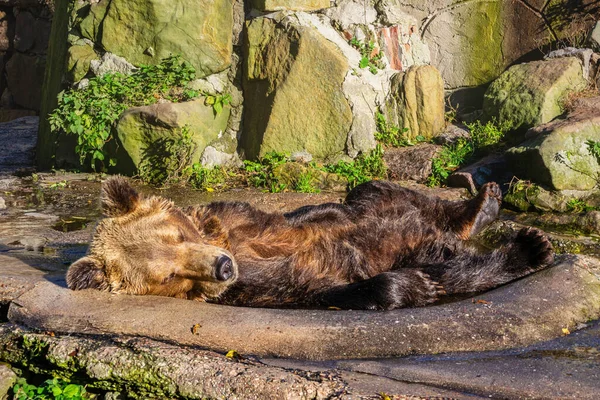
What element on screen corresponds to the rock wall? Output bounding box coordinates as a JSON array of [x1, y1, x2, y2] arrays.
[[0, 0, 53, 120], [35, 0, 600, 171]]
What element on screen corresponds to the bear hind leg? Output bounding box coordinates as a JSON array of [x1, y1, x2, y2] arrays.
[[450, 182, 502, 239], [423, 227, 554, 294]]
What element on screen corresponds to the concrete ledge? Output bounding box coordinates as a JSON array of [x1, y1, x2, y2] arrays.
[[7, 255, 600, 360]]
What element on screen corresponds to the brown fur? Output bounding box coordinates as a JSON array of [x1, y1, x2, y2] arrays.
[[67, 177, 554, 310]]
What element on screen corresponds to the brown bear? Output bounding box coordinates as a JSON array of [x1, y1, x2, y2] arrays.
[[67, 176, 554, 310]]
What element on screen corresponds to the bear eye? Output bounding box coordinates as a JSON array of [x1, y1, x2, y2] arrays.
[[162, 272, 176, 284], [176, 228, 186, 243]]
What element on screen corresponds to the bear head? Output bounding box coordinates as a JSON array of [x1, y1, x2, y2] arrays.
[[66, 176, 238, 301]]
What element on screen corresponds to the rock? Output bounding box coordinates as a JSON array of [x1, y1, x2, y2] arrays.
[[0, 364, 16, 400], [483, 57, 587, 132], [0, 116, 38, 175], [377, 25, 430, 71], [0, 11, 11, 52], [589, 21, 600, 50], [324, 0, 377, 33], [0, 196, 5, 210], [14, 11, 51, 54], [505, 96, 600, 190], [434, 124, 470, 146], [447, 154, 513, 196], [114, 99, 230, 175], [200, 146, 241, 168], [545, 47, 594, 80], [6, 255, 600, 360], [5, 53, 46, 111], [384, 144, 441, 183], [242, 13, 353, 160], [66, 43, 97, 82], [0, 109, 36, 123], [249, 0, 330, 12], [85, 0, 233, 78], [0, 88, 13, 109], [89, 52, 135, 77], [385, 65, 445, 141]]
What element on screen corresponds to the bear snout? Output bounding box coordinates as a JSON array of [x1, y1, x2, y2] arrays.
[[215, 255, 234, 281]]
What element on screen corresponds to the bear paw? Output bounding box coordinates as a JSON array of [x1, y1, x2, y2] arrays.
[[514, 227, 555, 268], [372, 270, 446, 310]]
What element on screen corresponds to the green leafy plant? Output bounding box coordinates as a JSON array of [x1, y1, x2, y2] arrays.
[[465, 119, 507, 151], [244, 152, 290, 193], [349, 38, 385, 74], [205, 93, 232, 116], [427, 139, 473, 187], [374, 111, 421, 147], [504, 179, 540, 212], [13, 377, 91, 400], [186, 164, 229, 192], [137, 125, 196, 186], [325, 144, 387, 190], [427, 119, 508, 187], [566, 198, 597, 213], [49, 55, 202, 171], [294, 167, 320, 193]]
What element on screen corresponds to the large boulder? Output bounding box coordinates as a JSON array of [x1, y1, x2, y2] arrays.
[[483, 57, 587, 132], [5, 53, 46, 111], [113, 99, 230, 175], [79, 0, 233, 78], [506, 97, 600, 191], [242, 13, 353, 160], [66, 43, 97, 82], [385, 65, 445, 141]]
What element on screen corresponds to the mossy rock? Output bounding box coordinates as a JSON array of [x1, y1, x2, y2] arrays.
[[483, 57, 587, 132], [241, 13, 353, 160], [113, 99, 230, 175], [80, 0, 233, 78], [66, 43, 97, 82]]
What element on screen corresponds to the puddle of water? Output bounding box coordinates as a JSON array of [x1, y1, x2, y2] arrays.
[[52, 217, 91, 233]]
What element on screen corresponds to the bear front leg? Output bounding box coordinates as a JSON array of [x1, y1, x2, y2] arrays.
[[316, 270, 445, 310], [423, 227, 554, 294]]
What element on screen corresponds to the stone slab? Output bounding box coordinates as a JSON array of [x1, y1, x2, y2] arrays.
[[6, 256, 600, 360]]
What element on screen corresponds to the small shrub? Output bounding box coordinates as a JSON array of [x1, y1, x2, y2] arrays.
[[566, 198, 597, 213], [325, 144, 387, 190], [13, 377, 91, 400], [186, 164, 229, 192], [375, 112, 424, 147], [465, 119, 507, 150], [427, 139, 473, 187], [294, 167, 320, 193], [349, 38, 384, 74], [244, 152, 290, 193]]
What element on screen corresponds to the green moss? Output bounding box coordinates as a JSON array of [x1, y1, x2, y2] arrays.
[[465, 0, 504, 86]]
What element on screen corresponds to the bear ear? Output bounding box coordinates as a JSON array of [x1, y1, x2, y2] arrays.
[[101, 176, 140, 217], [66, 256, 108, 291]]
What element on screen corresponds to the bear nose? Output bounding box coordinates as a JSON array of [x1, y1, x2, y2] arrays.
[[215, 255, 234, 281]]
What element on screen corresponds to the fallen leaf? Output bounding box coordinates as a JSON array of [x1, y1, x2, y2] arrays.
[[327, 306, 342, 311], [562, 327, 571, 335], [191, 324, 202, 335], [225, 350, 243, 360], [472, 299, 490, 304]]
